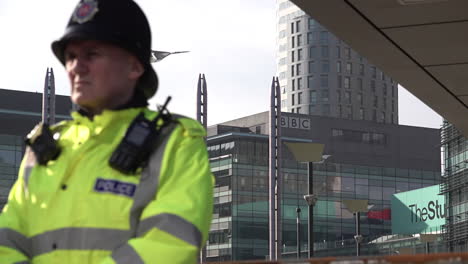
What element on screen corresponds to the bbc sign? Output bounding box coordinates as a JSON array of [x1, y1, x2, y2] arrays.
[[280, 116, 310, 130]]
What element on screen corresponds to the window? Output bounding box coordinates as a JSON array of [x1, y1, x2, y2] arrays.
[[337, 90, 341, 102], [307, 32, 313, 44], [346, 106, 352, 119], [308, 61, 314, 74], [336, 46, 341, 58], [337, 105, 342, 117], [320, 31, 328, 44], [380, 112, 385, 123], [291, 51, 295, 63], [279, 72, 286, 80], [381, 71, 385, 81], [291, 36, 295, 48], [359, 64, 364, 75], [309, 90, 317, 103], [321, 90, 329, 102], [309, 46, 316, 58], [346, 62, 352, 74], [292, 79, 295, 91], [392, 100, 395, 112], [279, 57, 286, 66], [279, 44, 287, 52], [298, 49, 303, 61], [296, 63, 302, 75], [307, 76, 314, 88], [332, 129, 344, 137], [345, 47, 351, 59], [281, 86, 286, 94], [292, 94, 295, 106], [322, 104, 330, 115], [298, 92, 303, 104], [373, 96, 378, 107], [297, 107, 302, 113], [345, 91, 351, 104], [321, 60, 329, 73], [383, 83, 387, 96], [291, 108, 295, 113], [344, 77, 350, 89], [371, 66, 376, 78], [297, 34, 302, 46], [359, 108, 364, 120], [337, 61, 341, 73], [383, 98, 387, 109], [296, 20, 301, 32], [291, 22, 294, 34], [371, 80, 376, 92], [308, 18, 315, 30], [372, 109, 377, 121], [357, 78, 363, 90], [392, 85, 395, 97], [291, 65, 295, 77], [297, 77, 303, 90], [321, 46, 329, 57], [337, 75, 342, 88], [309, 104, 316, 114], [358, 93, 363, 106], [320, 75, 328, 87]]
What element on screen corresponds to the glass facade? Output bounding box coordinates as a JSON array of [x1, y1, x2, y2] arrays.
[[206, 133, 440, 261], [441, 121, 468, 251], [0, 134, 24, 210]]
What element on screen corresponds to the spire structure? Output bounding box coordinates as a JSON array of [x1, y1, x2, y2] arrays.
[[196, 73, 208, 130], [42, 67, 56, 124], [269, 76, 282, 260]]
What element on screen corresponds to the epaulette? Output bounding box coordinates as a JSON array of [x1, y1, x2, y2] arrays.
[[172, 115, 206, 137]]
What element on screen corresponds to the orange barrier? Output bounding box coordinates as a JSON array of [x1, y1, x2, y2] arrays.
[[209, 252, 468, 264]]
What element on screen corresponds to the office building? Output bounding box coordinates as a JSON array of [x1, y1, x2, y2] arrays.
[[205, 111, 440, 261], [440, 122, 468, 251], [276, 1, 398, 124], [0, 88, 72, 210]]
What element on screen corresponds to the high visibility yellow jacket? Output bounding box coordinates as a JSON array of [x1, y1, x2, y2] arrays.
[[0, 107, 214, 264]]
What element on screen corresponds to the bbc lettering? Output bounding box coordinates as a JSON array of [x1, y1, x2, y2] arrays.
[[280, 116, 310, 130]]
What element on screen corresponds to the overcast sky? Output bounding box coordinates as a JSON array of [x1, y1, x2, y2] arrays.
[[0, 0, 442, 128]]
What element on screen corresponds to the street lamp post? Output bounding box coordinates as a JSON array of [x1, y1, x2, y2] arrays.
[[354, 212, 363, 256], [285, 142, 325, 258], [284, 142, 326, 259], [342, 199, 369, 257], [304, 162, 317, 259], [296, 207, 301, 259]]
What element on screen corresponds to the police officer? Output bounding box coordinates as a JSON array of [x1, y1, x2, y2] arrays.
[[0, 0, 214, 263]]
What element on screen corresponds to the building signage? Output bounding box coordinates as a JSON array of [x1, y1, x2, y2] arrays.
[[280, 116, 310, 130], [391, 185, 446, 235]]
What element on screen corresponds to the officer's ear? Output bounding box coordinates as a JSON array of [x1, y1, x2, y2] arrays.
[[128, 56, 145, 80]]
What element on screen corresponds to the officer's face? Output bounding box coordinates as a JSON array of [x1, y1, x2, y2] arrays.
[[64, 40, 144, 114]]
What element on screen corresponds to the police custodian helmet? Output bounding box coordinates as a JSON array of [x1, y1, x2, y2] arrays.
[[51, 0, 158, 99]]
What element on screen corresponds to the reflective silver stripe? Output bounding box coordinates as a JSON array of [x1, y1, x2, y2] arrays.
[[23, 147, 37, 189], [23, 166, 33, 188], [138, 213, 202, 248], [0, 228, 31, 258], [111, 243, 144, 264], [30, 227, 130, 257], [129, 122, 178, 236]]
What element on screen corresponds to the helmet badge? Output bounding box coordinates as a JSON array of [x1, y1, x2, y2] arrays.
[[72, 0, 99, 24]]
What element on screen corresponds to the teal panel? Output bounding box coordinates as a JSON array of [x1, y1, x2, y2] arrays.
[[391, 185, 446, 235]]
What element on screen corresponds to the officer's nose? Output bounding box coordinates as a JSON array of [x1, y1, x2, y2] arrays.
[[66, 56, 88, 76]]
